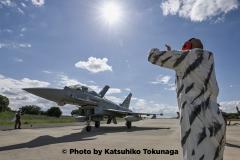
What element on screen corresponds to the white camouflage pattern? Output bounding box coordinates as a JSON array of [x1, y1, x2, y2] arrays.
[[148, 48, 226, 160]]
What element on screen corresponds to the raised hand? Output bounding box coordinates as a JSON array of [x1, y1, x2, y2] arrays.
[[165, 44, 171, 51]]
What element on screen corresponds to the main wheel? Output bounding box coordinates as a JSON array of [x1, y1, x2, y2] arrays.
[[107, 117, 112, 124], [126, 121, 132, 129], [86, 126, 92, 132], [95, 121, 100, 128]]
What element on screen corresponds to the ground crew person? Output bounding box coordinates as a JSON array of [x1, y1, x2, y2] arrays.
[[14, 110, 22, 129], [148, 38, 226, 160], [236, 106, 240, 115]]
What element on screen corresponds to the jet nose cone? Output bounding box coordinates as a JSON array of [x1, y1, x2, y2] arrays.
[[22, 88, 33, 92], [23, 88, 46, 95], [22, 88, 65, 103], [22, 88, 38, 94]]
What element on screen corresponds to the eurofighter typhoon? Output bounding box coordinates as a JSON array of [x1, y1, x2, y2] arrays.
[[23, 85, 158, 132]]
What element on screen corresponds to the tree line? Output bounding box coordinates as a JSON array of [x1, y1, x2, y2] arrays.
[[0, 94, 62, 118]]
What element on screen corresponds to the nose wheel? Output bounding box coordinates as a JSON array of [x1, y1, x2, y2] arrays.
[[95, 121, 100, 128], [86, 125, 92, 132], [86, 115, 92, 132]]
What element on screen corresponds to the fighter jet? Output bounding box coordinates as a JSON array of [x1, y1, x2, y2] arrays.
[[23, 84, 158, 132]]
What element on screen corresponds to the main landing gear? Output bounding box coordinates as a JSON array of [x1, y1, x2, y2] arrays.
[[95, 121, 100, 128], [85, 120, 101, 132]]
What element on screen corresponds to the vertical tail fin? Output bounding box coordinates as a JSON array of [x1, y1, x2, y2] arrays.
[[120, 93, 132, 108], [99, 85, 110, 98]]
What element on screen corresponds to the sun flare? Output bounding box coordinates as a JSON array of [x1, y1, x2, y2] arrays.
[[100, 1, 122, 25]]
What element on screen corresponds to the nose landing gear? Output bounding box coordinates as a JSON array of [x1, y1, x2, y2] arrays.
[[86, 115, 92, 132]]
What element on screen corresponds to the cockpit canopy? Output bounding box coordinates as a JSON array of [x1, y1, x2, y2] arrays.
[[65, 84, 98, 95]]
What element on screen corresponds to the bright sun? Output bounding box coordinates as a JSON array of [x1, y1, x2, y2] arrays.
[[100, 1, 122, 25]]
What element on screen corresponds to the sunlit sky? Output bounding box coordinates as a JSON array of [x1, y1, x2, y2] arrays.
[[1, 0, 240, 116]]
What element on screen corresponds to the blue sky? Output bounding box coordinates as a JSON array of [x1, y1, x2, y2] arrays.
[[1, 0, 240, 116]]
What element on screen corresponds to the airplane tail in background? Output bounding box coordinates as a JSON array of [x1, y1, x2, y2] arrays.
[[120, 93, 132, 108], [99, 85, 110, 98]]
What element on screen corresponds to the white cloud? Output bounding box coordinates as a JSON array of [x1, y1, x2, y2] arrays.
[[18, 43, 31, 48], [87, 80, 96, 84], [106, 88, 122, 95], [125, 88, 131, 92], [0, 42, 31, 49], [0, 43, 8, 48], [150, 75, 176, 91], [17, 7, 24, 14], [105, 95, 122, 104], [0, 29, 13, 33], [0, 0, 43, 10], [220, 100, 240, 113], [21, 78, 50, 87], [14, 57, 23, 62], [0, 74, 52, 111], [21, 27, 27, 32], [166, 83, 176, 91], [21, 2, 27, 8], [42, 70, 52, 74], [229, 84, 240, 88], [75, 57, 112, 73], [161, 0, 239, 22], [87, 85, 101, 93], [0, 75, 50, 89], [0, 0, 15, 7], [151, 75, 171, 84], [32, 0, 45, 7], [58, 74, 81, 86], [131, 97, 178, 117], [0, 0, 44, 17]]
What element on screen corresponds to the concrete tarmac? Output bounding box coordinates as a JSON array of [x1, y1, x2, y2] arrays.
[[0, 119, 239, 160]]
